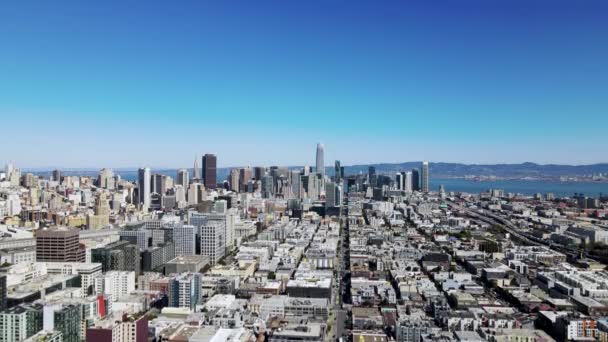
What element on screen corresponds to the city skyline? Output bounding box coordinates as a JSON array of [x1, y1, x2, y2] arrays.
[[1, 1, 607, 167]]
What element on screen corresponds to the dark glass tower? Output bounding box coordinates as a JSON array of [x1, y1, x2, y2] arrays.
[[202, 154, 217, 189]]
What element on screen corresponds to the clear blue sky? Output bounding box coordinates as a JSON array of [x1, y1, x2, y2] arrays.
[[1, 0, 606, 168]]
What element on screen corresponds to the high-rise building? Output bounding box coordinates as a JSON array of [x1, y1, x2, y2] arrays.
[[43, 304, 81, 342], [229, 169, 240, 192], [51, 170, 61, 183], [404, 171, 413, 192], [411, 168, 420, 191], [119, 229, 152, 251], [0, 305, 37, 342], [94, 271, 135, 302], [368, 166, 377, 187], [395, 173, 404, 190], [325, 181, 342, 207], [290, 170, 302, 199], [137, 167, 151, 209], [202, 154, 217, 189], [334, 160, 341, 182], [239, 167, 252, 192], [91, 240, 141, 275], [200, 222, 226, 265], [254, 166, 266, 181], [172, 225, 196, 257], [97, 168, 115, 190], [316, 143, 325, 177], [168, 273, 200, 309], [176, 169, 189, 189], [421, 161, 430, 192], [261, 174, 273, 198], [88, 192, 111, 230], [36, 228, 85, 262], [193, 156, 200, 180]]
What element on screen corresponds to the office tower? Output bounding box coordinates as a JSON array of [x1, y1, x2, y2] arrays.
[[395, 173, 404, 190], [151, 173, 163, 194], [261, 174, 273, 198], [91, 241, 141, 274], [202, 154, 217, 189], [290, 170, 302, 199], [229, 169, 240, 192], [411, 168, 420, 191], [119, 229, 152, 251], [421, 161, 430, 192], [168, 273, 200, 309], [193, 156, 200, 180], [88, 192, 111, 229], [334, 160, 341, 182], [316, 143, 325, 177], [368, 166, 377, 187], [302, 165, 311, 176], [94, 271, 135, 302], [404, 171, 413, 192], [239, 167, 252, 192], [138, 167, 151, 208], [254, 166, 266, 181], [200, 222, 226, 265], [36, 228, 85, 262], [0, 275, 5, 312], [51, 169, 61, 183], [325, 181, 342, 207], [176, 169, 189, 189], [172, 225, 196, 257], [97, 168, 115, 190]]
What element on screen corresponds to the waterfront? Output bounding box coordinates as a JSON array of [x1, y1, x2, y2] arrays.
[[432, 178, 608, 197]]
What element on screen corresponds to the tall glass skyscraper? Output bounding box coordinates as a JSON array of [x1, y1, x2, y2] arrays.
[[202, 154, 217, 189], [421, 161, 429, 193], [316, 143, 325, 177], [138, 167, 151, 208]]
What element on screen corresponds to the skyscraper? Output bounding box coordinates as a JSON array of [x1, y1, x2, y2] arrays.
[[368, 166, 377, 187], [404, 171, 413, 192], [202, 154, 217, 189], [421, 161, 429, 193], [176, 169, 189, 189], [52, 169, 61, 182], [229, 169, 240, 192], [193, 156, 200, 180], [316, 143, 325, 177], [138, 167, 151, 208], [239, 167, 252, 192], [334, 160, 341, 182], [254, 166, 266, 181], [395, 173, 403, 190], [411, 168, 420, 191]]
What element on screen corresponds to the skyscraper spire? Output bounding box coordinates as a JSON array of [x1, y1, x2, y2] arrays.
[[194, 156, 200, 180]]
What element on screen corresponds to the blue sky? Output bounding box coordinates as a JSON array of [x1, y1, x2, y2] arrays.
[[1, 0, 606, 168]]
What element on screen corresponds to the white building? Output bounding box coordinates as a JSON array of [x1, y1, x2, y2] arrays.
[[94, 271, 135, 302], [201, 222, 226, 265], [172, 225, 196, 256]]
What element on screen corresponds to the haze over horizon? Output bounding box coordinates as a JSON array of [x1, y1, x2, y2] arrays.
[[1, 0, 607, 167]]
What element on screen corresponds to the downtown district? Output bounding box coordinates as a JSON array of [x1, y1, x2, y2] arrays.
[[0, 144, 608, 342]]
